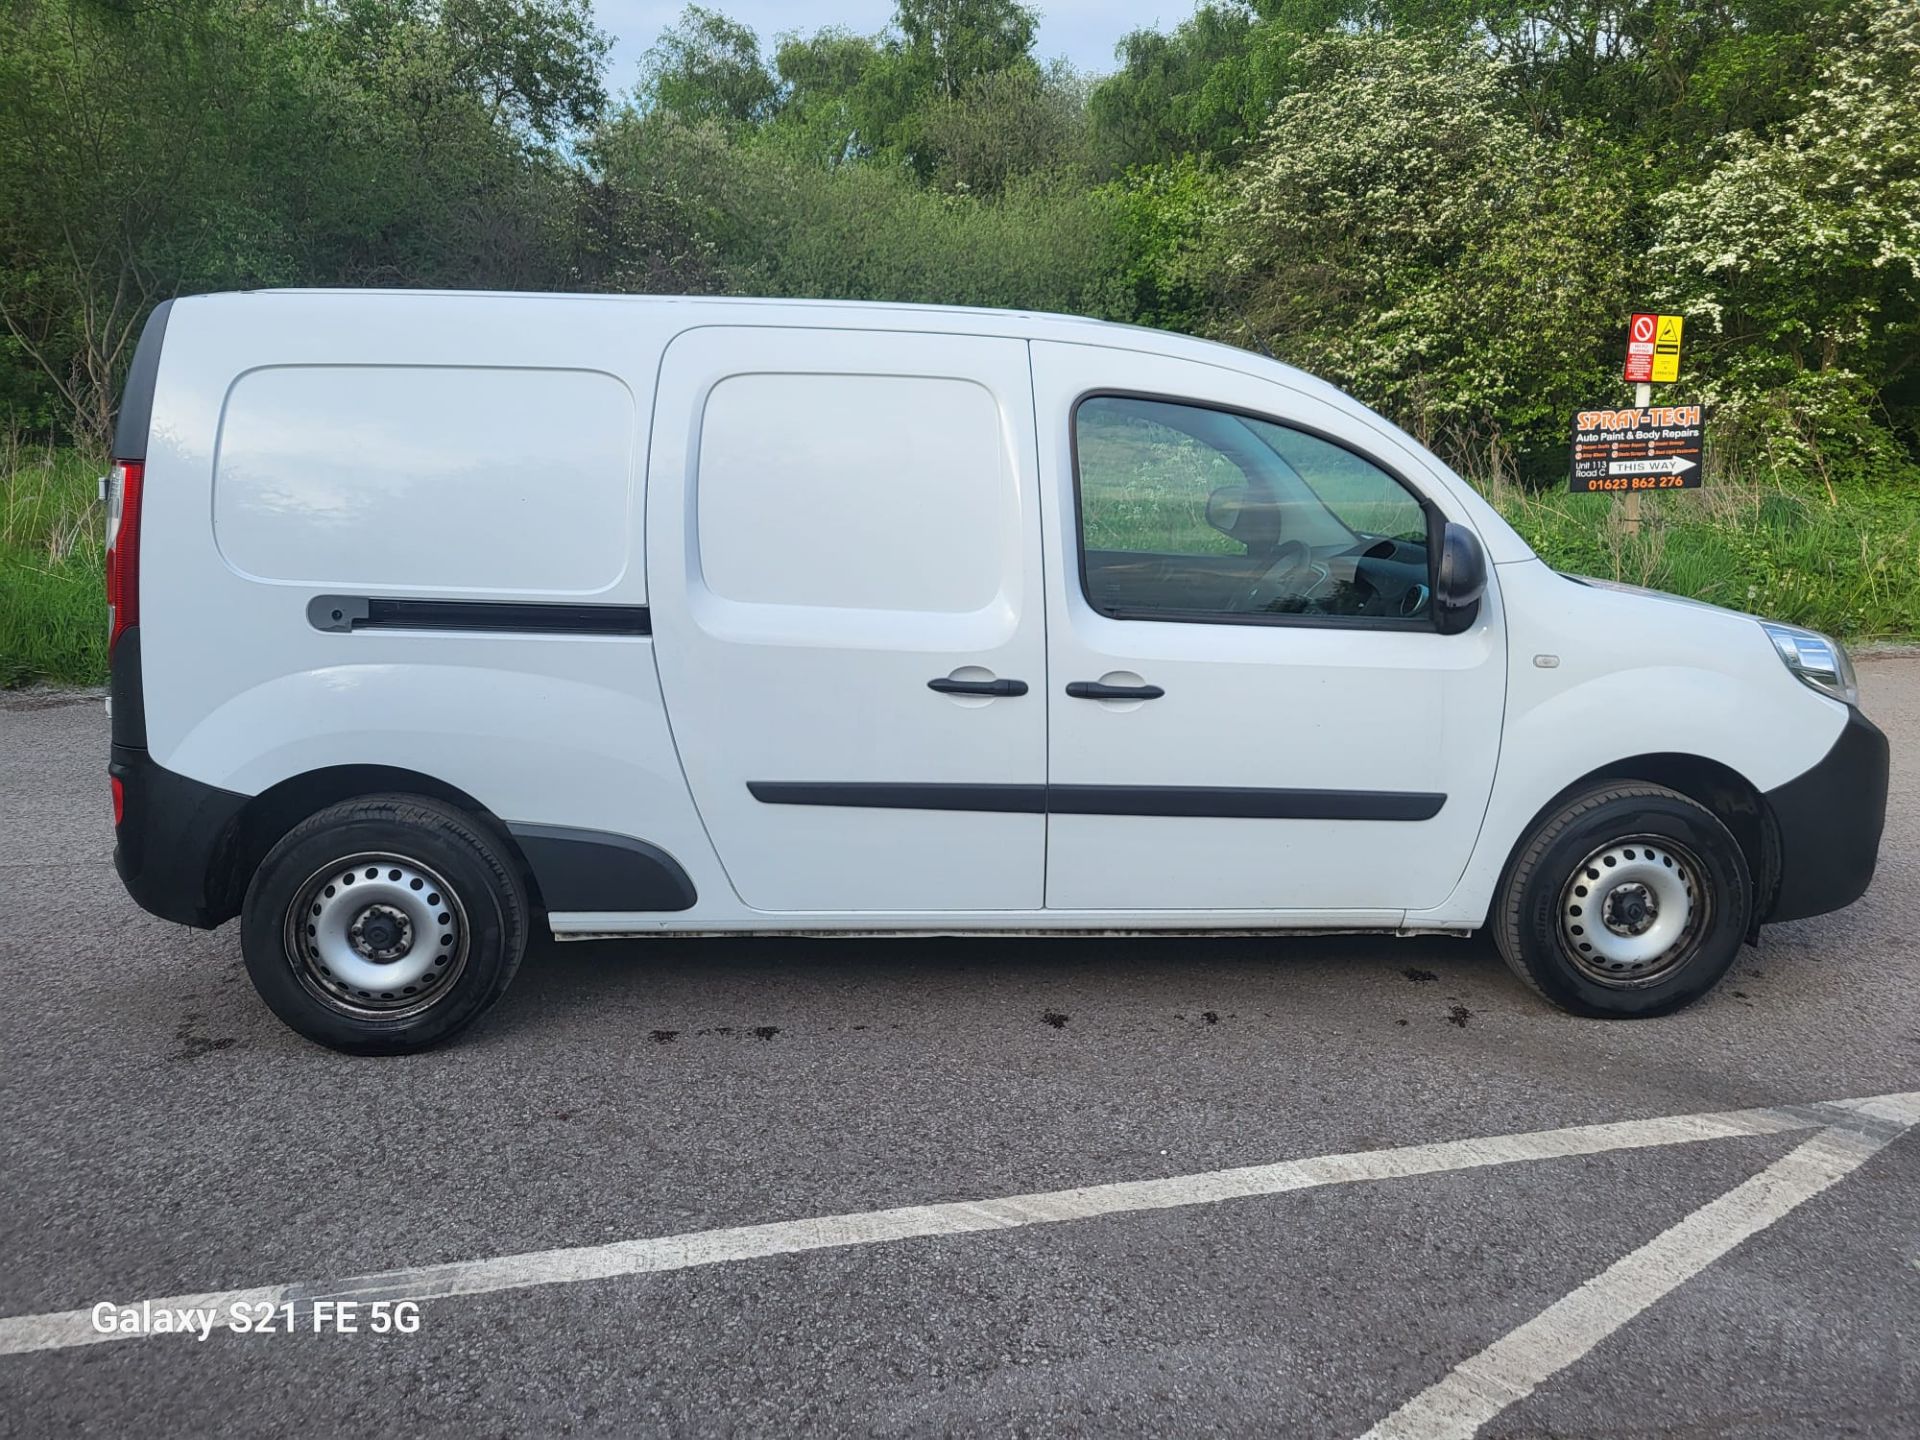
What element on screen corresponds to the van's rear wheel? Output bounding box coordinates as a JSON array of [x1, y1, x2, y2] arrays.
[[1494, 782, 1750, 1018], [241, 795, 527, 1054]]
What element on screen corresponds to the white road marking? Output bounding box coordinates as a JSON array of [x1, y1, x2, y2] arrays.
[[0, 1092, 1911, 1359], [1359, 1092, 1920, 1440]]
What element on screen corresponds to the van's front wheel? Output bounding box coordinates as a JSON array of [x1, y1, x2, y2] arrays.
[[1494, 782, 1750, 1018], [241, 795, 528, 1054]]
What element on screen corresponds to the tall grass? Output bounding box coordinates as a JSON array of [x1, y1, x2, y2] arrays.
[[1, 441, 1915, 689], [1, 441, 107, 687], [1485, 479, 1920, 640]]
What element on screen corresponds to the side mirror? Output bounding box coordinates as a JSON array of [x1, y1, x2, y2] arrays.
[[1204, 484, 1249, 538], [1434, 522, 1487, 635]]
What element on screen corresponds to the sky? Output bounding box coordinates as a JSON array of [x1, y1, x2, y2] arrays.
[[592, 2, 1199, 96]]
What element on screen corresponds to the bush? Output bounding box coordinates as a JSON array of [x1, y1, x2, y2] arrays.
[[588, 113, 1129, 315]]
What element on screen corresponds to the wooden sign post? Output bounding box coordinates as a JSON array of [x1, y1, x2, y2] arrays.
[[1626, 380, 1651, 533]]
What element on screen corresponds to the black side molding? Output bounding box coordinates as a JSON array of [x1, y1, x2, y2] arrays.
[[310, 596, 650, 636], [1050, 785, 1444, 821], [748, 782, 1443, 821], [507, 823, 697, 912], [748, 782, 1048, 814]]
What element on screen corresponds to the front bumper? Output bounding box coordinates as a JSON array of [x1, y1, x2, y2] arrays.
[[110, 744, 249, 929], [1761, 706, 1889, 924]]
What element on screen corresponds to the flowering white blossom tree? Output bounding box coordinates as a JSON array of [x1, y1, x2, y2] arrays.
[[1225, 36, 1633, 480], [1649, 1, 1920, 488]]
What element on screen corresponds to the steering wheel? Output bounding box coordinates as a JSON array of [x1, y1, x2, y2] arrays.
[[1236, 538, 1313, 614]]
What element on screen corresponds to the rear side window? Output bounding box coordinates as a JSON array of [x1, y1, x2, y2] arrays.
[[696, 373, 1011, 614], [214, 365, 634, 594], [1074, 395, 1434, 625]]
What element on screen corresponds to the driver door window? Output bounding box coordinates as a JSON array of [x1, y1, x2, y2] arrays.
[[1073, 395, 1433, 624]]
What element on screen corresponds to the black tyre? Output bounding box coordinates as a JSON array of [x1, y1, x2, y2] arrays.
[[241, 794, 528, 1054], [1493, 782, 1751, 1018]]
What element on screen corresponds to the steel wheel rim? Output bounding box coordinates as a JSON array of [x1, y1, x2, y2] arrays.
[[283, 852, 470, 1020], [1558, 835, 1709, 988]]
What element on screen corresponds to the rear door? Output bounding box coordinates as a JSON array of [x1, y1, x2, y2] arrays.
[[1034, 341, 1506, 916], [647, 326, 1047, 913]]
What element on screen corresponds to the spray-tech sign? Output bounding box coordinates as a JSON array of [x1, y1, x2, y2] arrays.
[[1570, 405, 1704, 493]]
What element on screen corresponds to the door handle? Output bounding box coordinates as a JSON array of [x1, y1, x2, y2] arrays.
[[1066, 680, 1165, 701], [928, 676, 1029, 697]]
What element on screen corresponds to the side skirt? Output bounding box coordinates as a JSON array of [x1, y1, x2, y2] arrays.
[[543, 910, 1481, 940]]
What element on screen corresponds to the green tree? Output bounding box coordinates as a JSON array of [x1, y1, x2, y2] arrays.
[[1362, 0, 1853, 150], [576, 113, 736, 293], [0, 0, 604, 443], [1097, 157, 1233, 331], [893, 0, 1037, 99], [770, 26, 896, 162], [637, 4, 780, 126], [1648, 0, 1920, 486], [911, 64, 1089, 194], [429, 0, 608, 139], [0, 0, 303, 444], [1226, 35, 1633, 474], [1089, 5, 1267, 169], [766, 1, 1044, 169]]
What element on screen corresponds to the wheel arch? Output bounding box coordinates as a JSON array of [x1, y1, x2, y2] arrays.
[[1495, 752, 1778, 935], [210, 766, 547, 926]]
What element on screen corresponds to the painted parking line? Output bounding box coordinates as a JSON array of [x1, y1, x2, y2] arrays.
[[3, 1090, 1911, 1367], [1360, 1091, 1920, 1439]]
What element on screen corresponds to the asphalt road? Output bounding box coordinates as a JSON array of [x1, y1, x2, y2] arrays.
[[3, 662, 1918, 1438]]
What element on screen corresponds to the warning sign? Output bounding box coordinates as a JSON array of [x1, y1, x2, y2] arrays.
[[1652, 314, 1683, 383], [1570, 405, 1704, 493], [1623, 312, 1684, 384]]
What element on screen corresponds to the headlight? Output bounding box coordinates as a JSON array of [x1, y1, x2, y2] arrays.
[[1761, 622, 1858, 705]]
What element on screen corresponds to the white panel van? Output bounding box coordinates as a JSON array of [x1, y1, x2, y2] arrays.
[[103, 291, 1887, 1053]]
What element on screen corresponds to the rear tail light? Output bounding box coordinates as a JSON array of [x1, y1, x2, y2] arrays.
[[105, 459, 144, 650]]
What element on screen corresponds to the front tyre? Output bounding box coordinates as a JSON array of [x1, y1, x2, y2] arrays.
[[241, 795, 528, 1054], [1494, 782, 1751, 1018]]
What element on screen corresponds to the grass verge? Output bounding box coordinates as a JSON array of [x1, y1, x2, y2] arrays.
[[2, 443, 1916, 688], [2, 443, 106, 688], [1487, 479, 1920, 640]]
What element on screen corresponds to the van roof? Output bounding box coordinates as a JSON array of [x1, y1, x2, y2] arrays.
[[245, 287, 1336, 397], [260, 286, 1152, 330]]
